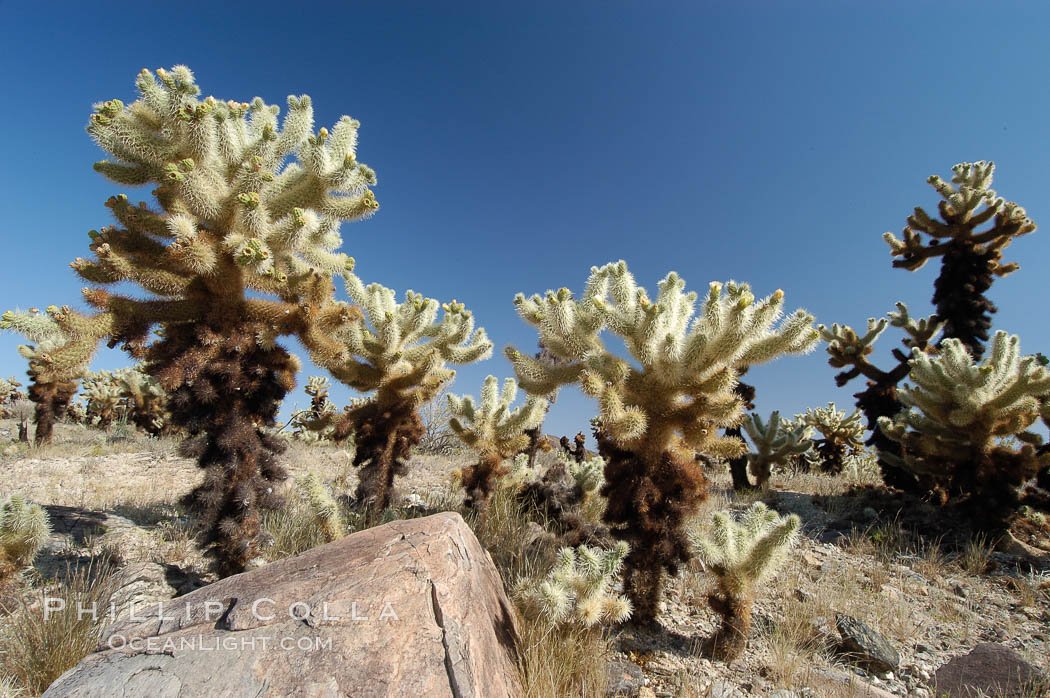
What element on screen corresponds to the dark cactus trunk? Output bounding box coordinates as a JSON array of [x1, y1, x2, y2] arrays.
[[932, 241, 997, 360], [728, 377, 756, 492], [30, 379, 76, 445], [161, 321, 295, 577], [598, 428, 707, 624]]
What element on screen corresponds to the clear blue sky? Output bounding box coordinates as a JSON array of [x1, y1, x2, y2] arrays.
[[3, 1, 1049, 442]]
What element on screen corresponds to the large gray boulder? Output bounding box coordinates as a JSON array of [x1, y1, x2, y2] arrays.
[[43, 512, 522, 698]]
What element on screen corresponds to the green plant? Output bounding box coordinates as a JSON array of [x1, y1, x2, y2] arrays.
[[37, 65, 379, 575], [449, 375, 547, 513], [741, 411, 813, 488], [506, 261, 817, 623], [877, 331, 1050, 529], [113, 365, 176, 436], [514, 541, 632, 627], [0, 494, 51, 580], [797, 402, 865, 474], [309, 274, 492, 516], [692, 502, 801, 661], [79, 369, 125, 431]]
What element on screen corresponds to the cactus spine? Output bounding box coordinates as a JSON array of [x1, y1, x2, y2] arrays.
[[693, 502, 800, 661], [448, 375, 547, 512], [295, 472, 345, 542], [820, 302, 943, 491], [506, 261, 818, 623], [42, 66, 378, 575]]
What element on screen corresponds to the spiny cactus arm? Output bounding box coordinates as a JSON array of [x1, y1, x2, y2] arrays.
[[85, 66, 377, 297], [818, 317, 891, 385], [295, 472, 345, 542], [0, 494, 51, 567], [884, 161, 1035, 272], [886, 302, 944, 351], [744, 411, 814, 461], [448, 375, 548, 455], [739, 511, 800, 585]]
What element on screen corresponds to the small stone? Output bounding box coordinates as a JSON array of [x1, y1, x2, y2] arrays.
[[706, 680, 740, 698], [835, 613, 900, 673], [605, 659, 645, 698], [862, 506, 878, 520], [933, 643, 1047, 697]]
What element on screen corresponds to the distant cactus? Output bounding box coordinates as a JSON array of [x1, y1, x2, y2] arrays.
[[0, 494, 51, 578], [449, 375, 547, 513], [314, 274, 493, 516], [0, 377, 26, 418], [288, 376, 338, 442], [515, 542, 632, 627], [693, 502, 800, 661], [797, 402, 865, 474], [820, 302, 943, 491], [507, 261, 818, 623], [114, 366, 176, 436], [877, 332, 1050, 528], [10, 400, 34, 443], [741, 411, 813, 488], [80, 370, 125, 431], [560, 432, 587, 463], [0, 308, 86, 444], [295, 472, 345, 542], [884, 161, 1035, 359], [518, 450, 613, 548]]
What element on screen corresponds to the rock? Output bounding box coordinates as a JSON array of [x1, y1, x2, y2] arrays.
[[706, 680, 741, 698], [932, 643, 1047, 697], [806, 667, 898, 698], [605, 659, 645, 697], [107, 562, 206, 621], [42, 512, 522, 698], [835, 613, 900, 673]]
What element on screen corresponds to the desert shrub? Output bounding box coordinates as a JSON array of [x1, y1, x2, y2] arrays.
[[0, 556, 119, 695]]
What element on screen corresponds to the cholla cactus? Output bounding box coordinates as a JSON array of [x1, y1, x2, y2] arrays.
[[449, 375, 547, 512], [742, 411, 813, 487], [692, 502, 800, 661], [506, 261, 817, 622], [10, 400, 34, 442], [0, 377, 25, 418], [295, 472, 345, 542], [313, 274, 494, 515], [81, 370, 125, 430], [560, 432, 587, 463], [568, 453, 605, 496], [797, 402, 865, 475], [33, 66, 380, 575], [820, 302, 943, 492], [515, 541, 632, 627], [0, 308, 86, 444], [114, 366, 176, 436], [0, 494, 51, 580], [877, 332, 1050, 527], [884, 161, 1035, 359], [289, 376, 338, 442]]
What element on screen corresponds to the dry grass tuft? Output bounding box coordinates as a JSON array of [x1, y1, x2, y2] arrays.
[[0, 555, 120, 695]]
